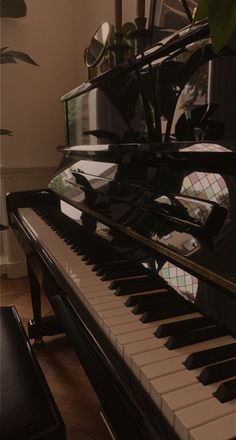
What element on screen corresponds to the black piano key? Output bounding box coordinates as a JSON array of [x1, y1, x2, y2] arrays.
[[184, 343, 236, 370], [140, 302, 196, 323], [74, 242, 110, 252], [214, 378, 236, 403], [110, 276, 166, 295], [165, 325, 228, 350], [198, 358, 236, 385], [97, 263, 147, 276], [125, 290, 170, 307], [70, 236, 100, 243], [83, 248, 118, 257], [93, 261, 134, 272], [82, 251, 120, 260], [91, 260, 129, 272], [85, 254, 125, 265], [133, 294, 184, 314], [101, 268, 146, 281], [155, 316, 215, 338]]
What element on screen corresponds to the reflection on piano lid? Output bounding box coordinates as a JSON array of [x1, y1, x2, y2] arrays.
[[50, 142, 236, 298], [57, 142, 236, 175]]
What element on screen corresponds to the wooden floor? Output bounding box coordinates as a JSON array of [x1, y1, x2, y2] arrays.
[[0, 276, 111, 440]]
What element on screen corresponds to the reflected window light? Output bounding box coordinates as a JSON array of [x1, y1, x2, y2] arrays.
[[60, 200, 82, 221], [180, 143, 230, 212], [181, 172, 229, 211], [159, 143, 231, 303], [159, 262, 198, 302]]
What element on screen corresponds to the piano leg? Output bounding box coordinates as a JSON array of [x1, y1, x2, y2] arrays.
[[27, 258, 44, 345], [26, 258, 63, 345]]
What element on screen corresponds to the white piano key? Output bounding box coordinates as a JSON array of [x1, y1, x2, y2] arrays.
[[140, 337, 236, 396], [89, 295, 121, 306], [102, 313, 138, 327], [131, 335, 233, 380], [189, 412, 236, 440], [114, 312, 200, 353], [92, 298, 124, 310], [99, 307, 131, 319], [117, 327, 158, 346], [150, 369, 201, 408], [140, 355, 187, 393], [174, 397, 236, 440], [162, 377, 236, 427]]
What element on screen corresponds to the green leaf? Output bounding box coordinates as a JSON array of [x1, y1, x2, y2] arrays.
[[0, 48, 38, 65], [193, 0, 209, 21], [0, 54, 17, 63], [194, 0, 236, 53], [122, 21, 136, 36], [6, 50, 39, 65], [0, 129, 13, 136], [208, 0, 236, 53]]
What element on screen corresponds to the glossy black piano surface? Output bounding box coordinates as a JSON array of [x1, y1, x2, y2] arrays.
[[6, 18, 236, 440]]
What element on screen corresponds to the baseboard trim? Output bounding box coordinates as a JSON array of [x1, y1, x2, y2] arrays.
[[2, 260, 27, 279]]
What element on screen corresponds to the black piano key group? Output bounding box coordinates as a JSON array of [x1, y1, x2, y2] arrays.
[[33, 205, 236, 405]]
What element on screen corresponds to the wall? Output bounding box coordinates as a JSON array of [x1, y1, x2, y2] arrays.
[[1, 0, 78, 169], [1, 0, 151, 277], [1, 0, 78, 276]]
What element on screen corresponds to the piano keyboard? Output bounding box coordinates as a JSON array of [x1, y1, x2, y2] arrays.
[[19, 207, 236, 440]]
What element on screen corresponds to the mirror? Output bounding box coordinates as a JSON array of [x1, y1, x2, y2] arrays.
[[86, 22, 112, 68]]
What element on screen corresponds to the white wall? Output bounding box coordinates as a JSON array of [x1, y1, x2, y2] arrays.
[[1, 0, 151, 277], [1, 0, 79, 276], [1, 0, 78, 169], [72, 0, 151, 84]]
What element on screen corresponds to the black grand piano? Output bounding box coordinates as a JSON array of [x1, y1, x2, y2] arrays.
[[6, 19, 236, 440]]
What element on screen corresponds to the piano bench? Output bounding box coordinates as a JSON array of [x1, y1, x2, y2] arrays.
[[0, 306, 66, 440]]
